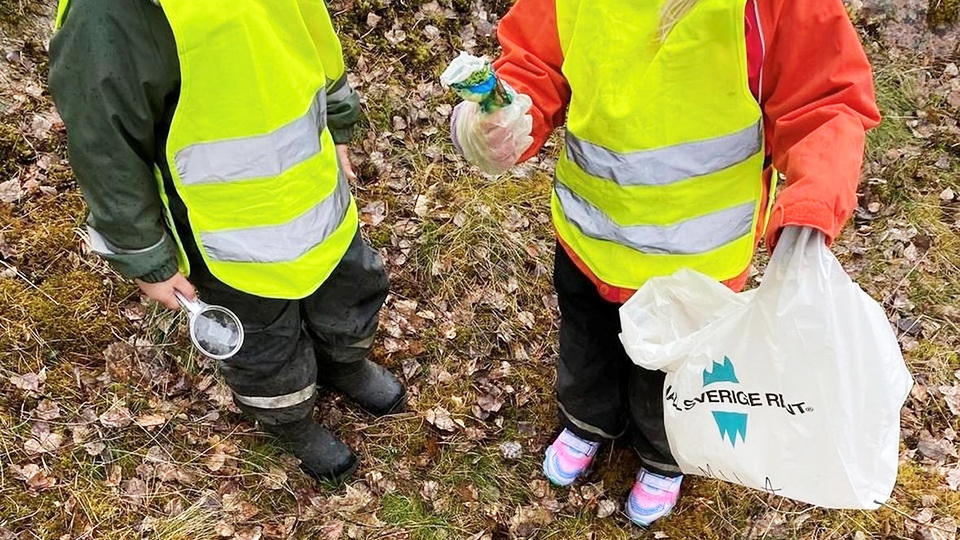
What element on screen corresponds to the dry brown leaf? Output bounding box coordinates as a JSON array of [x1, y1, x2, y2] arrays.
[[421, 480, 439, 500], [940, 385, 960, 416], [946, 468, 960, 491], [34, 399, 60, 420], [105, 464, 122, 487], [215, 521, 236, 537], [155, 462, 196, 485], [502, 208, 530, 232], [916, 507, 936, 525], [205, 451, 227, 472], [83, 442, 106, 456], [458, 482, 480, 503], [509, 506, 554, 538], [529, 479, 550, 499], [414, 194, 431, 217], [395, 298, 418, 314], [920, 518, 957, 540], [425, 406, 456, 432], [320, 521, 344, 540], [9, 371, 44, 393], [328, 484, 373, 513], [206, 381, 235, 409], [232, 501, 260, 523], [99, 404, 134, 428], [402, 358, 421, 380], [136, 463, 155, 480], [134, 413, 167, 428], [478, 394, 503, 413], [261, 518, 295, 539], [383, 337, 407, 353], [499, 441, 522, 460], [123, 477, 148, 506], [26, 469, 57, 490], [365, 470, 396, 495], [440, 320, 457, 340], [0, 178, 22, 204], [24, 433, 62, 455], [10, 463, 41, 482], [596, 499, 618, 518], [232, 527, 263, 540], [29, 112, 55, 139], [517, 311, 536, 329], [144, 445, 168, 463], [0, 233, 15, 259], [918, 430, 958, 463], [384, 28, 407, 45], [25, 422, 63, 454], [360, 200, 386, 226], [262, 468, 288, 490], [9, 463, 40, 482]]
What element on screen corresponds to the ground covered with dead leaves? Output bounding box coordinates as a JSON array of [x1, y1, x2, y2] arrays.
[[0, 0, 958, 538]]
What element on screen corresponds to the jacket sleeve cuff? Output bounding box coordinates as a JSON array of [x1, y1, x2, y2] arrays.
[[326, 75, 360, 144], [765, 198, 840, 252], [135, 259, 179, 283], [88, 225, 179, 281], [330, 126, 355, 145]]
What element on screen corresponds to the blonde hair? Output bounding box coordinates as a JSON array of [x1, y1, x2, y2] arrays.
[[658, 0, 701, 42]]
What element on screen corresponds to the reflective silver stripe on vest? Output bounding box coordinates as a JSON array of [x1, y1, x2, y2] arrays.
[[565, 120, 762, 186], [175, 90, 327, 185], [555, 182, 754, 255], [233, 383, 316, 409], [200, 171, 351, 263]]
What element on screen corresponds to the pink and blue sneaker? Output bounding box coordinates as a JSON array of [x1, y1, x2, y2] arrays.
[[542, 428, 600, 487], [625, 469, 683, 527]]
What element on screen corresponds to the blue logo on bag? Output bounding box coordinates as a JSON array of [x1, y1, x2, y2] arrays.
[[703, 357, 739, 387], [711, 410, 748, 447], [664, 356, 812, 449], [703, 357, 747, 447]]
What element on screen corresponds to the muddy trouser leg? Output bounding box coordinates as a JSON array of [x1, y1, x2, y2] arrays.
[[553, 244, 630, 442], [191, 271, 317, 426], [301, 231, 389, 370], [627, 367, 682, 477], [167, 184, 316, 426]]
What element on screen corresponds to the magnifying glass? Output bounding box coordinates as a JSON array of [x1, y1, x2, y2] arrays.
[[173, 291, 245, 360]]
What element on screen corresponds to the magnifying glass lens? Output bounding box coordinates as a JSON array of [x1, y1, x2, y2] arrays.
[[193, 307, 243, 358]]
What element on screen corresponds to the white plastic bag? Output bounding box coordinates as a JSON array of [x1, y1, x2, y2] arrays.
[[619, 227, 912, 509]]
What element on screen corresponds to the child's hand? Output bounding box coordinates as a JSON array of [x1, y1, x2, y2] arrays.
[[136, 272, 196, 310], [336, 144, 357, 183], [451, 93, 534, 175]]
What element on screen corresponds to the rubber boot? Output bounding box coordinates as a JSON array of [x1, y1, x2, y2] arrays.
[[318, 358, 406, 416], [264, 416, 357, 482]]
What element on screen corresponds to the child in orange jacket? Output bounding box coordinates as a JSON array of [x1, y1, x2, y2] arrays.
[[450, 0, 880, 526]]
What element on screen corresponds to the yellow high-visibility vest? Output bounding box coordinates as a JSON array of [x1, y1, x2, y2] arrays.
[[553, 0, 770, 289], [57, 0, 358, 299]]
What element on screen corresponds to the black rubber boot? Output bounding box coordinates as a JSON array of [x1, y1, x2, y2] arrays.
[[318, 359, 406, 416], [264, 417, 357, 482]]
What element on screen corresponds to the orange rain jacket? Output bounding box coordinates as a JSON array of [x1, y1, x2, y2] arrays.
[[493, 0, 882, 302]]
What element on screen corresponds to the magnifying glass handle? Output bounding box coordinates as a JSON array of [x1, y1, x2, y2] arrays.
[[173, 290, 202, 316]]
